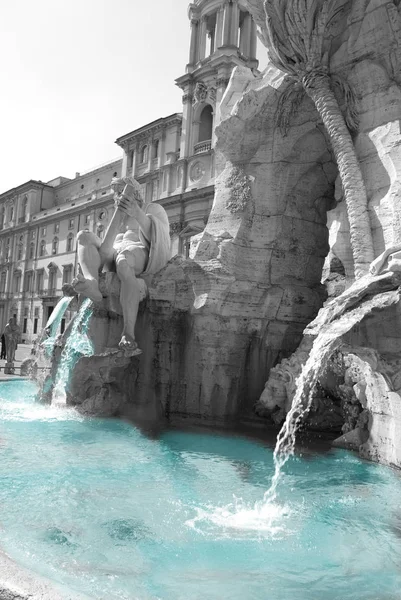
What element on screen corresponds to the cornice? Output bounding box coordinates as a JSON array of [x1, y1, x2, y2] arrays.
[[115, 114, 183, 148]]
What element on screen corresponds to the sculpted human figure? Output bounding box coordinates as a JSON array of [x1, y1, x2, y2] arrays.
[[4, 317, 20, 364], [71, 176, 170, 353]]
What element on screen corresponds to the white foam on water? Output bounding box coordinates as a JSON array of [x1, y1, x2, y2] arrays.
[[0, 400, 84, 422], [186, 496, 293, 539]]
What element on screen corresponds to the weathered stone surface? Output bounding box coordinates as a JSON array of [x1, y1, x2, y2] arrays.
[[55, 1, 401, 455]]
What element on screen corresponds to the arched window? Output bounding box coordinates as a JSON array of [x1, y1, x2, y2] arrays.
[[66, 234, 74, 252], [29, 243, 35, 259], [141, 145, 148, 164], [96, 225, 104, 239], [52, 237, 59, 255], [39, 240, 46, 257], [153, 139, 159, 159], [198, 105, 213, 143]]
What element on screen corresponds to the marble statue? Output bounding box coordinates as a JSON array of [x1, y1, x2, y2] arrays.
[[4, 317, 20, 370], [369, 244, 401, 276], [71, 176, 171, 354]]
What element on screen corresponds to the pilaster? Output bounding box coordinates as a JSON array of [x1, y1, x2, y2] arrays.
[[230, 1, 240, 46], [222, 1, 232, 46], [198, 16, 208, 62], [188, 18, 199, 65]]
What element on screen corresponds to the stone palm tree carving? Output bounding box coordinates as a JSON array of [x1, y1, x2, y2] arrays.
[[246, 0, 374, 279]]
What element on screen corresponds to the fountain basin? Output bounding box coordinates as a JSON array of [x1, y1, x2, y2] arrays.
[[1, 380, 401, 599]]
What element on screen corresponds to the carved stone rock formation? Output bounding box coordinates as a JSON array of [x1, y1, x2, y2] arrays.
[[56, 1, 401, 461]]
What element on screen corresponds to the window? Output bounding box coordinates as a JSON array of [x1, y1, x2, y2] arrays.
[[13, 273, 21, 293], [80, 184, 84, 190], [29, 243, 35, 259], [113, 171, 117, 177], [97, 225, 104, 239], [84, 214, 90, 226], [52, 237, 59, 255], [54, 223, 59, 234], [198, 104, 213, 143], [36, 270, 43, 293], [39, 240, 46, 257], [21, 196, 28, 221], [17, 244, 23, 261], [24, 271, 33, 293], [152, 179, 159, 202], [30, 230, 36, 240], [141, 145, 148, 164], [41, 226, 46, 237], [98, 210, 106, 221], [9, 205, 14, 222], [62, 265, 73, 285], [33, 317, 38, 334], [5, 239, 10, 261], [68, 218, 75, 230], [23, 307, 28, 334], [66, 234, 74, 252], [153, 139, 159, 159], [48, 268, 57, 292], [0, 272, 6, 292]]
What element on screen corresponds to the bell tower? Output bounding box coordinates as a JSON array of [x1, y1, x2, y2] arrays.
[[176, 0, 258, 160]]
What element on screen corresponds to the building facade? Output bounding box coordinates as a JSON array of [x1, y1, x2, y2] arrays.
[[0, 0, 258, 341]]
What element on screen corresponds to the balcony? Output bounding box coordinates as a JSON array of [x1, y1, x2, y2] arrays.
[[194, 140, 212, 155], [38, 288, 62, 299]]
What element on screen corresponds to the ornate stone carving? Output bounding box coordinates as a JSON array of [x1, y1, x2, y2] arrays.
[[169, 222, 184, 236], [192, 82, 208, 105], [189, 161, 205, 182], [216, 77, 230, 88], [182, 93, 193, 104]]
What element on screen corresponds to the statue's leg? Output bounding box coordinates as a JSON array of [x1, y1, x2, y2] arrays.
[[72, 231, 104, 303], [115, 247, 148, 351]]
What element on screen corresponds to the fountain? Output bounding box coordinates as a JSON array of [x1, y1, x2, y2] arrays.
[[1, 0, 401, 597]]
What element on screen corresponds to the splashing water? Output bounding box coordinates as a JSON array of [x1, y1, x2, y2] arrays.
[[41, 296, 74, 357], [200, 283, 401, 531], [264, 285, 401, 502], [52, 298, 94, 404]]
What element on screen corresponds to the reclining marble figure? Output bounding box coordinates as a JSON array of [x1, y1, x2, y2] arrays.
[[71, 176, 171, 353]]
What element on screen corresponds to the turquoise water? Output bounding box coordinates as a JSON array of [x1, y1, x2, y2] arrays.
[[53, 299, 94, 402], [1, 381, 401, 600]]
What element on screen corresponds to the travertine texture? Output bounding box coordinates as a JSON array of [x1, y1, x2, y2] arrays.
[[61, 2, 401, 444]]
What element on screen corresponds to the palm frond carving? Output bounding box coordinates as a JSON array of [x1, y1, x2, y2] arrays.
[[246, 0, 374, 278]]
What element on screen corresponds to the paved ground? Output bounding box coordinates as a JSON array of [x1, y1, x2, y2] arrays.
[[0, 344, 36, 381]]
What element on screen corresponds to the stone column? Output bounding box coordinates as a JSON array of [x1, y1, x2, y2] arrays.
[[147, 136, 153, 172], [198, 16, 207, 61], [230, 1, 240, 47], [159, 129, 166, 168], [250, 18, 257, 60], [121, 149, 128, 177], [240, 13, 252, 56], [215, 7, 224, 49], [188, 19, 199, 65], [180, 93, 194, 159], [222, 1, 232, 46], [132, 143, 139, 176]]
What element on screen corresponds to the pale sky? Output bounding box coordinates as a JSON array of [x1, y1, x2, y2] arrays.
[[0, 0, 267, 193]]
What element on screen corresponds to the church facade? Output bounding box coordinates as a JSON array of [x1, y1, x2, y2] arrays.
[[0, 0, 258, 341]]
